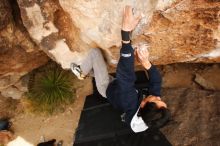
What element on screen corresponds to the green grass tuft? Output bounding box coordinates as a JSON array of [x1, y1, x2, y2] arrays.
[[27, 64, 74, 114]]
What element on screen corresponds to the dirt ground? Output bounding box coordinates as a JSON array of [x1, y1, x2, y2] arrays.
[[0, 64, 220, 146], [0, 78, 93, 146]]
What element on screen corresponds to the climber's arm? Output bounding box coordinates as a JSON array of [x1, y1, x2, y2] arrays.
[[136, 44, 162, 97], [116, 6, 141, 88], [116, 42, 136, 88], [146, 65, 162, 97]]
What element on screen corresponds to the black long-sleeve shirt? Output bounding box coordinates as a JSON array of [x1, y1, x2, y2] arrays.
[[106, 43, 162, 124]]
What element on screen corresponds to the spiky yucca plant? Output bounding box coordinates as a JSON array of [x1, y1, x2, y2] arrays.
[[28, 67, 73, 114]]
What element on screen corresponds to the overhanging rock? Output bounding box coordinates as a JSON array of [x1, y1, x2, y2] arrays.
[[17, 0, 220, 68]]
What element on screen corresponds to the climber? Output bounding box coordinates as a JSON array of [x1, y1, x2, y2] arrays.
[[71, 5, 170, 132]]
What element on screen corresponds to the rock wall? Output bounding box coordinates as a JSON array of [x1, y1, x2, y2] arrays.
[[0, 0, 219, 98], [17, 0, 220, 68], [0, 0, 49, 99], [142, 0, 220, 64]]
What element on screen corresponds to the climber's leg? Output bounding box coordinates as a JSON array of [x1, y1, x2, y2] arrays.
[[80, 48, 110, 98]]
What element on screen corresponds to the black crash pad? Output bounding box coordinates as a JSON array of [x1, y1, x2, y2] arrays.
[[74, 70, 172, 146], [75, 129, 172, 146], [75, 104, 130, 143]]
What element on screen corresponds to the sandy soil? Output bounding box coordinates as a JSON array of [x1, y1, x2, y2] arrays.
[[4, 78, 93, 146]]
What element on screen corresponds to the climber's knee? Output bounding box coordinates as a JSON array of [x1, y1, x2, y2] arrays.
[[90, 48, 102, 58]]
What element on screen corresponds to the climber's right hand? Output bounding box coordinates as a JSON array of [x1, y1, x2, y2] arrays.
[[122, 5, 141, 32]]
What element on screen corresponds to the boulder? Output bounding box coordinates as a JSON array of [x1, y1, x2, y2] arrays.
[[195, 74, 215, 90], [194, 64, 220, 90], [16, 0, 220, 68], [0, 75, 21, 90], [0, 74, 29, 100], [1, 86, 23, 100], [0, 0, 49, 93], [14, 75, 29, 92]]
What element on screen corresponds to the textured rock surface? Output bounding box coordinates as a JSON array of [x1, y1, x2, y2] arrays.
[[195, 74, 215, 90], [162, 88, 220, 146], [17, 0, 220, 68], [1, 74, 29, 100], [194, 64, 220, 90], [1, 86, 24, 99], [0, 0, 49, 96], [17, 0, 89, 69], [142, 0, 220, 64], [160, 63, 220, 90]]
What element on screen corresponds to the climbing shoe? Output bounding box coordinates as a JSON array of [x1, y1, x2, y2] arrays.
[[70, 63, 85, 80]]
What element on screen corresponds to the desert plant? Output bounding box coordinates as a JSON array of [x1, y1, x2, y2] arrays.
[[28, 66, 74, 114]]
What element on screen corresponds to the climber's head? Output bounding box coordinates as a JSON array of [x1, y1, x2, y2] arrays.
[[140, 95, 167, 109], [138, 95, 171, 129]]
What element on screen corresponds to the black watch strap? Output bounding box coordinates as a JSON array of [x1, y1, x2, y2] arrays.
[[121, 30, 130, 41]]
